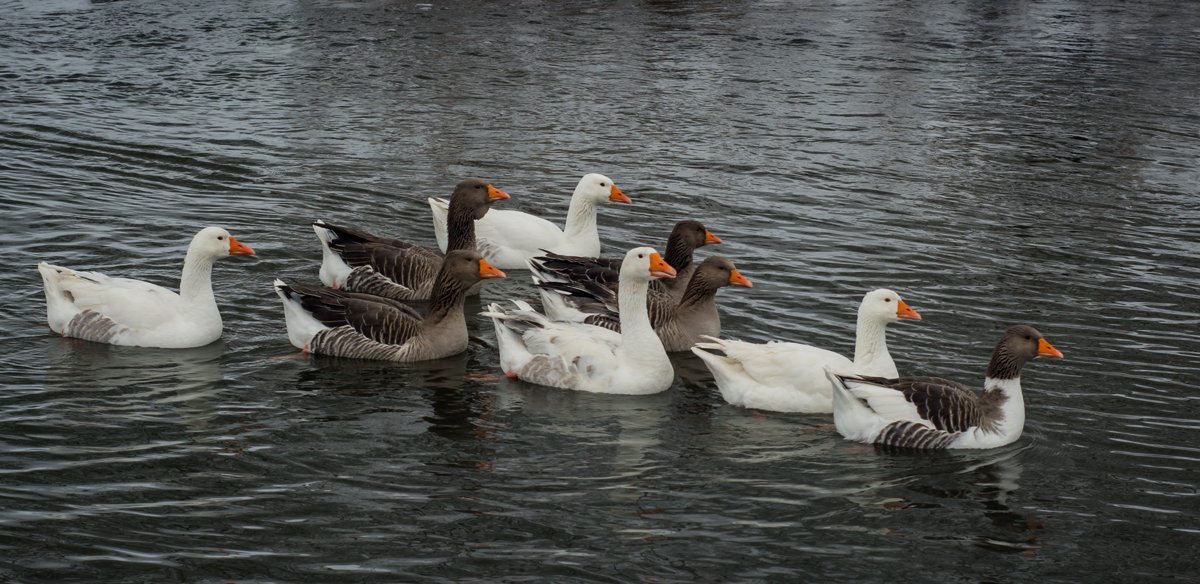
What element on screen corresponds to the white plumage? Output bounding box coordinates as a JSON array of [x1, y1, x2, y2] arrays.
[[482, 246, 676, 395], [690, 289, 921, 413], [430, 173, 630, 269], [38, 226, 255, 348]]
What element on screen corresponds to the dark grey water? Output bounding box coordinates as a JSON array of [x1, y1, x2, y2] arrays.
[[3, 0, 1199, 581]]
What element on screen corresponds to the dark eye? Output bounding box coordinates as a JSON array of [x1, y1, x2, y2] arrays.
[[884, 297, 891, 302], [218, 235, 225, 240], [600, 182, 607, 187], [638, 253, 644, 259]]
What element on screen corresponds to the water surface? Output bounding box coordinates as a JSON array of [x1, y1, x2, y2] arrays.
[[2, 0, 1199, 582]]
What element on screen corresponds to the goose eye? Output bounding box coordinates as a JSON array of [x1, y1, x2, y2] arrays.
[[218, 235, 225, 240], [884, 297, 891, 302], [638, 253, 644, 259]]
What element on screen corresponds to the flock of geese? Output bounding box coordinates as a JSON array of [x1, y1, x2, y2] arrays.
[[37, 174, 1064, 451]]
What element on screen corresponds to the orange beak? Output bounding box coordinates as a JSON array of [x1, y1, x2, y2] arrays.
[[648, 252, 676, 279], [609, 184, 632, 203], [228, 235, 255, 255], [1037, 337, 1063, 358], [705, 230, 723, 245], [728, 268, 752, 287], [487, 185, 510, 202], [896, 299, 921, 320], [478, 258, 506, 279]]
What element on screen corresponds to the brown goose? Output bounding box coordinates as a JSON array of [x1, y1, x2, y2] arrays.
[[528, 219, 722, 303], [313, 178, 509, 300], [275, 250, 505, 362], [536, 255, 752, 352], [827, 324, 1064, 449]]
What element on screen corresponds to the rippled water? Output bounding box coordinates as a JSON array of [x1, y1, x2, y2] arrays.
[[3, 0, 1199, 581]]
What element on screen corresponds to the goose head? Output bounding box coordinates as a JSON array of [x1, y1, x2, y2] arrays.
[[986, 324, 1063, 379], [190, 226, 254, 260], [621, 246, 675, 284], [576, 173, 631, 205], [450, 178, 510, 220], [860, 288, 920, 324], [671, 219, 723, 249], [694, 256, 752, 289], [442, 249, 506, 285]]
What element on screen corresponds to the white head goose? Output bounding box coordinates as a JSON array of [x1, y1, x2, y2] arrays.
[[536, 255, 752, 352], [276, 250, 505, 362], [431, 173, 630, 270], [691, 289, 921, 413], [38, 226, 255, 348], [314, 178, 508, 300], [481, 246, 676, 394], [827, 324, 1063, 449]]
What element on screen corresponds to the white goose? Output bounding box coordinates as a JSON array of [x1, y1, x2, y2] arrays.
[[827, 324, 1063, 449], [430, 173, 630, 270], [482, 246, 676, 395], [38, 226, 255, 348], [690, 289, 921, 413]]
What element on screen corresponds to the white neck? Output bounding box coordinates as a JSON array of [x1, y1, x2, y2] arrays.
[[563, 193, 600, 243], [179, 250, 218, 310], [852, 314, 896, 377], [615, 276, 666, 361]]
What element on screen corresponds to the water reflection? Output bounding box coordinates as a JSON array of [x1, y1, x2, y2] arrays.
[[41, 338, 227, 433]]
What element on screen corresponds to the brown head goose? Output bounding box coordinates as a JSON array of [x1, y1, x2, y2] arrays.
[[691, 289, 921, 413], [430, 173, 631, 269], [314, 178, 509, 300], [276, 250, 505, 362], [529, 219, 722, 303], [536, 255, 752, 352], [481, 246, 676, 395], [827, 324, 1063, 449], [38, 226, 255, 348]]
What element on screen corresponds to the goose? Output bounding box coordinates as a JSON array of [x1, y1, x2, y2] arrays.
[[529, 219, 722, 303], [275, 249, 506, 362], [690, 289, 921, 413], [481, 246, 676, 395], [430, 173, 630, 269], [536, 256, 752, 352], [314, 178, 509, 301], [827, 324, 1063, 449], [37, 226, 255, 348]]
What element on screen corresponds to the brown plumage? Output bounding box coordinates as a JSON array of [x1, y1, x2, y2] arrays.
[[529, 219, 722, 303], [314, 178, 509, 300], [277, 250, 505, 362], [538, 255, 752, 352], [830, 324, 1064, 450]]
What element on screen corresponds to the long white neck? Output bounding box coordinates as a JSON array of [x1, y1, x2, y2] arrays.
[[179, 250, 218, 310], [562, 193, 600, 247], [616, 277, 664, 358], [852, 314, 896, 377]]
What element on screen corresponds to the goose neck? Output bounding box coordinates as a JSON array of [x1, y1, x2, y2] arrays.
[[445, 204, 478, 252], [852, 314, 890, 366], [179, 251, 217, 306]]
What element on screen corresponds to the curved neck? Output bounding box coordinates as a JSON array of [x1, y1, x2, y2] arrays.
[[662, 235, 695, 275], [179, 251, 217, 306], [425, 274, 470, 323], [678, 275, 718, 311], [563, 194, 599, 241], [852, 312, 890, 367], [445, 203, 478, 252], [617, 277, 657, 345], [986, 345, 1029, 380]]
